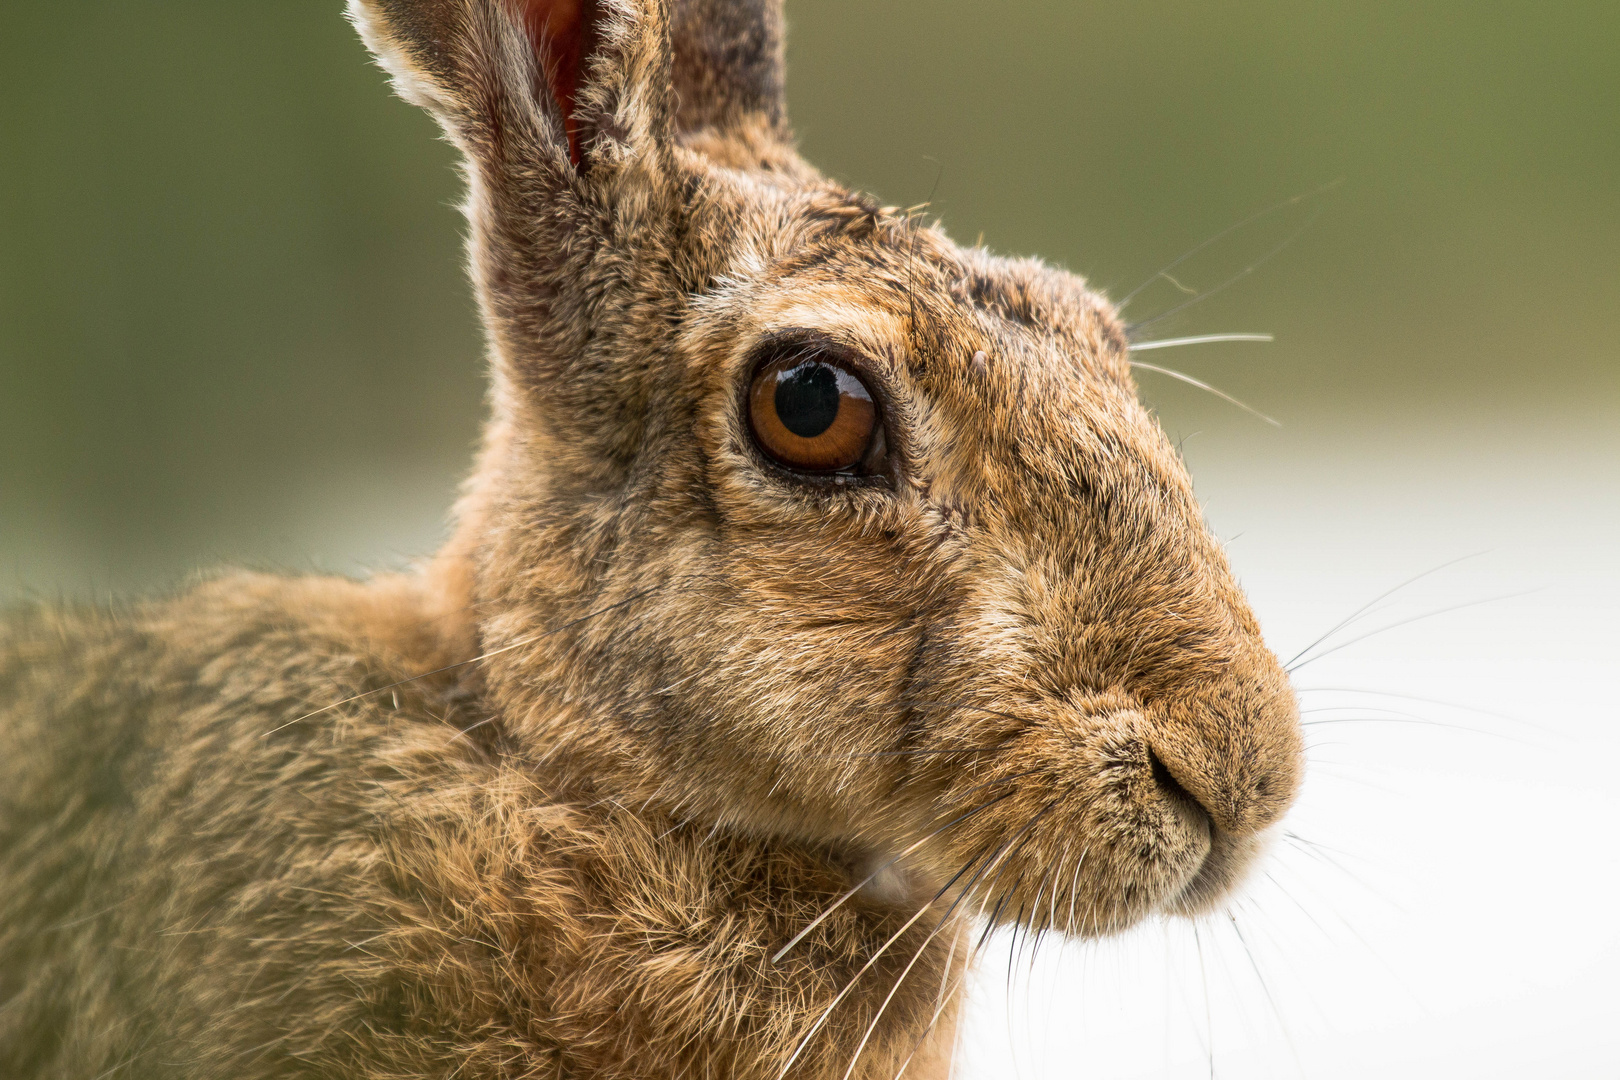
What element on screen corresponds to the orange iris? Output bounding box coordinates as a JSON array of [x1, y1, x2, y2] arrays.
[[748, 354, 878, 473]]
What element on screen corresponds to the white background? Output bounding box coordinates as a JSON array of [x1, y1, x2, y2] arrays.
[[959, 400, 1620, 1078]]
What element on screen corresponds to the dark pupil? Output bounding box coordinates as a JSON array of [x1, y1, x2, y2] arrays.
[[774, 362, 840, 438]]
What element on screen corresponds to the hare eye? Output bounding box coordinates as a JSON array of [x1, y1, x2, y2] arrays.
[[747, 351, 881, 475]]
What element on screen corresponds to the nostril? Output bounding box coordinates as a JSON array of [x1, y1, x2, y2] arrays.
[[1148, 747, 1210, 823]]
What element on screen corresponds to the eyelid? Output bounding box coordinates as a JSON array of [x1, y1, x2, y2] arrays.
[[744, 328, 902, 414]]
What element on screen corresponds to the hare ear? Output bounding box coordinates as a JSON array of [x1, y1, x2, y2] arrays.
[[350, 0, 685, 428], [669, 0, 787, 139], [349, 0, 673, 175]]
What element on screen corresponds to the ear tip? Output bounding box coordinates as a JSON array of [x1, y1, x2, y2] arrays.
[[347, 0, 465, 113], [669, 0, 789, 136], [351, 0, 699, 168]]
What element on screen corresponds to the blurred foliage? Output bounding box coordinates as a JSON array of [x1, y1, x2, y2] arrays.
[[1, 0, 1616, 593]]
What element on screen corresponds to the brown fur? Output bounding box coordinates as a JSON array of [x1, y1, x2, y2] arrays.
[[0, 1, 1303, 1076]]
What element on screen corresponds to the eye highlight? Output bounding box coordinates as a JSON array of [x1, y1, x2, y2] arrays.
[[747, 346, 883, 475]]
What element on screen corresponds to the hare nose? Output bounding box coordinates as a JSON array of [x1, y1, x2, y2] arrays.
[[1148, 746, 1210, 822], [1148, 684, 1303, 837]]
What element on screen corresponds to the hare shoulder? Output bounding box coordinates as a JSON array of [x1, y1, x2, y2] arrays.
[[0, 573, 957, 1078]]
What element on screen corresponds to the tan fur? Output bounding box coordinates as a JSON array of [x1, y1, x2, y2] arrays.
[[0, 1, 1303, 1076]]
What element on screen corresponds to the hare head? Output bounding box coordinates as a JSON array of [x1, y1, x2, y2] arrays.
[[352, 0, 1303, 936]]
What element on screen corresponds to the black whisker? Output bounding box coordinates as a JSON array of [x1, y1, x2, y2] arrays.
[[969, 804, 1058, 953], [1288, 588, 1541, 673], [1282, 552, 1486, 669]]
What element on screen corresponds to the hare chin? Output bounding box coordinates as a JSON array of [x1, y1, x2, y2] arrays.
[[1161, 828, 1269, 919], [1049, 793, 1267, 936], [1131, 789, 1270, 923]]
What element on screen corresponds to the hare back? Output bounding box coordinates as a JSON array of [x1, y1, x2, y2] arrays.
[[0, 576, 959, 1080]]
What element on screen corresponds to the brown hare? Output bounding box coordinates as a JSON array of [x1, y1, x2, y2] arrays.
[[0, 0, 1303, 1076]]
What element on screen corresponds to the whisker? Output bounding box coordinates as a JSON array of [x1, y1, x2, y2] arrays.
[[821, 813, 1035, 1080], [904, 158, 945, 344], [1127, 205, 1324, 336], [1227, 912, 1307, 1074], [1065, 846, 1089, 936], [445, 714, 500, 746], [837, 900, 958, 1080], [1297, 762, 1411, 796], [1117, 179, 1343, 311], [1129, 360, 1281, 426], [1128, 333, 1274, 352], [891, 940, 969, 1080], [1191, 923, 1216, 1079], [1288, 588, 1541, 673], [1281, 830, 1357, 860], [1009, 875, 1038, 985], [969, 802, 1061, 952], [1049, 841, 1072, 936], [1282, 834, 1403, 910], [1267, 854, 1424, 1007], [949, 768, 1043, 805], [1282, 552, 1487, 669], [770, 789, 1017, 963], [1299, 708, 1528, 743], [1261, 869, 1337, 945], [778, 844, 991, 1078], [1295, 685, 1556, 735]]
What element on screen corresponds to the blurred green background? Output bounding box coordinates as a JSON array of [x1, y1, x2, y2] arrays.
[[1, 0, 1615, 593]]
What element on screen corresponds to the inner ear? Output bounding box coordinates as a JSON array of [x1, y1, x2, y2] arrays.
[[518, 0, 603, 166]]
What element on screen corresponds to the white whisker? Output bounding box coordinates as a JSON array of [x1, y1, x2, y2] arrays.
[[839, 912, 956, 1080], [771, 790, 1014, 964], [1128, 361, 1282, 427], [1128, 333, 1274, 352]]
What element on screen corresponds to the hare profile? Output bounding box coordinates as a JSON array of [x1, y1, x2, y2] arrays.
[[0, 1, 1303, 1077]]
